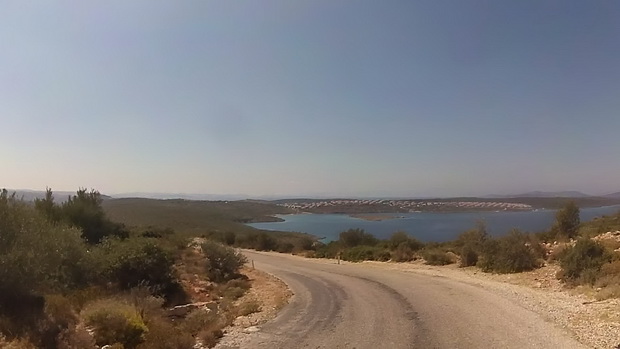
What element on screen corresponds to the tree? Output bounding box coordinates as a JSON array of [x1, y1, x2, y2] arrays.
[[61, 189, 127, 244], [34, 187, 62, 223], [0, 190, 89, 299], [554, 201, 580, 239]]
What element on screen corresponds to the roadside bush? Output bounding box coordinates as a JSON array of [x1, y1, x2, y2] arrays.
[[95, 238, 180, 298], [388, 231, 424, 251], [478, 230, 540, 273], [391, 242, 416, 262], [83, 300, 147, 349], [341, 246, 389, 262], [202, 241, 248, 283], [219, 279, 251, 300], [313, 241, 340, 259], [456, 222, 487, 267], [593, 260, 620, 299], [459, 244, 479, 267], [421, 249, 453, 265], [136, 317, 194, 349], [557, 238, 611, 285], [339, 229, 378, 248], [237, 300, 261, 316]]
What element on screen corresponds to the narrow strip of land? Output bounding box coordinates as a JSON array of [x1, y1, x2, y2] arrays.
[[220, 251, 587, 349]]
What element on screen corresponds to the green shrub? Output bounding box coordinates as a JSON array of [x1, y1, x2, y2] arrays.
[[83, 300, 147, 349], [313, 241, 340, 259], [421, 249, 453, 266], [456, 222, 487, 267], [557, 238, 611, 285], [552, 201, 580, 240], [388, 231, 424, 251], [341, 246, 388, 262], [95, 238, 180, 298], [478, 230, 540, 274], [0, 191, 90, 297], [202, 241, 248, 283], [339, 229, 378, 248], [220, 279, 250, 300]]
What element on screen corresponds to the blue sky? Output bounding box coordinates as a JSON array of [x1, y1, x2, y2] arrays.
[[2, 1, 619, 197]]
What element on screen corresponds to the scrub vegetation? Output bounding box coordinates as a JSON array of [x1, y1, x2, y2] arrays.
[[3, 187, 620, 347], [0, 188, 263, 348]]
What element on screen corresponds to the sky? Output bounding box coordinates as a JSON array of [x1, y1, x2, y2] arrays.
[[1, 1, 619, 198]]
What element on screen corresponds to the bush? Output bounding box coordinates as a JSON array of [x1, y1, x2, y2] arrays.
[[459, 244, 479, 267], [557, 238, 611, 285], [136, 318, 194, 349], [0, 191, 90, 298], [391, 242, 415, 262], [341, 246, 389, 262], [83, 300, 147, 349], [552, 201, 580, 240], [0, 336, 36, 349], [388, 232, 424, 252], [220, 279, 251, 300], [237, 300, 261, 316], [56, 325, 96, 349], [339, 229, 377, 248], [95, 238, 180, 298], [202, 241, 248, 283], [421, 249, 453, 265], [456, 222, 487, 267], [478, 230, 540, 273]]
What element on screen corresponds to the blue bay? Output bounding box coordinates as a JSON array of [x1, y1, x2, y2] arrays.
[[248, 205, 620, 243]]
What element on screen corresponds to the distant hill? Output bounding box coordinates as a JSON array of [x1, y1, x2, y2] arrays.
[[487, 191, 591, 198], [112, 192, 252, 201], [604, 192, 620, 199], [1, 189, 111, 202]]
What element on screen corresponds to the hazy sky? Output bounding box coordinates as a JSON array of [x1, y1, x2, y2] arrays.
[[2, 1, 619, 197]]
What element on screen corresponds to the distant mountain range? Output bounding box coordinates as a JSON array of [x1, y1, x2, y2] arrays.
[[604, 192, 620, 199], [2, 189, 111, 202], [486, 191, 592, 198], [4, 188, 620, 202]]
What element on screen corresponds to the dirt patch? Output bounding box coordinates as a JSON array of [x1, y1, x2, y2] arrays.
[[215, 266, 292, 348]]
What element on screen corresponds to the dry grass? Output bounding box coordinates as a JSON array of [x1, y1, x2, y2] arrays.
[[237, 300, 262, 317]]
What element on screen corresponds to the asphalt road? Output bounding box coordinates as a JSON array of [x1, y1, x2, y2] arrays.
[[235, 251, 587, 349]]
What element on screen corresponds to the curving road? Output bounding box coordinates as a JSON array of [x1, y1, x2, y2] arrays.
[[229, 251, 587, 349]]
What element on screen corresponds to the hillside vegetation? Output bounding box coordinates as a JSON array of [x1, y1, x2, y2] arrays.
[[0, 189, 279, 348], [102, 198, 315, 253]]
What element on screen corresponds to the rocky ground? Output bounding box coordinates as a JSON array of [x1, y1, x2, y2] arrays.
[[214, 266, 292, 349]]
